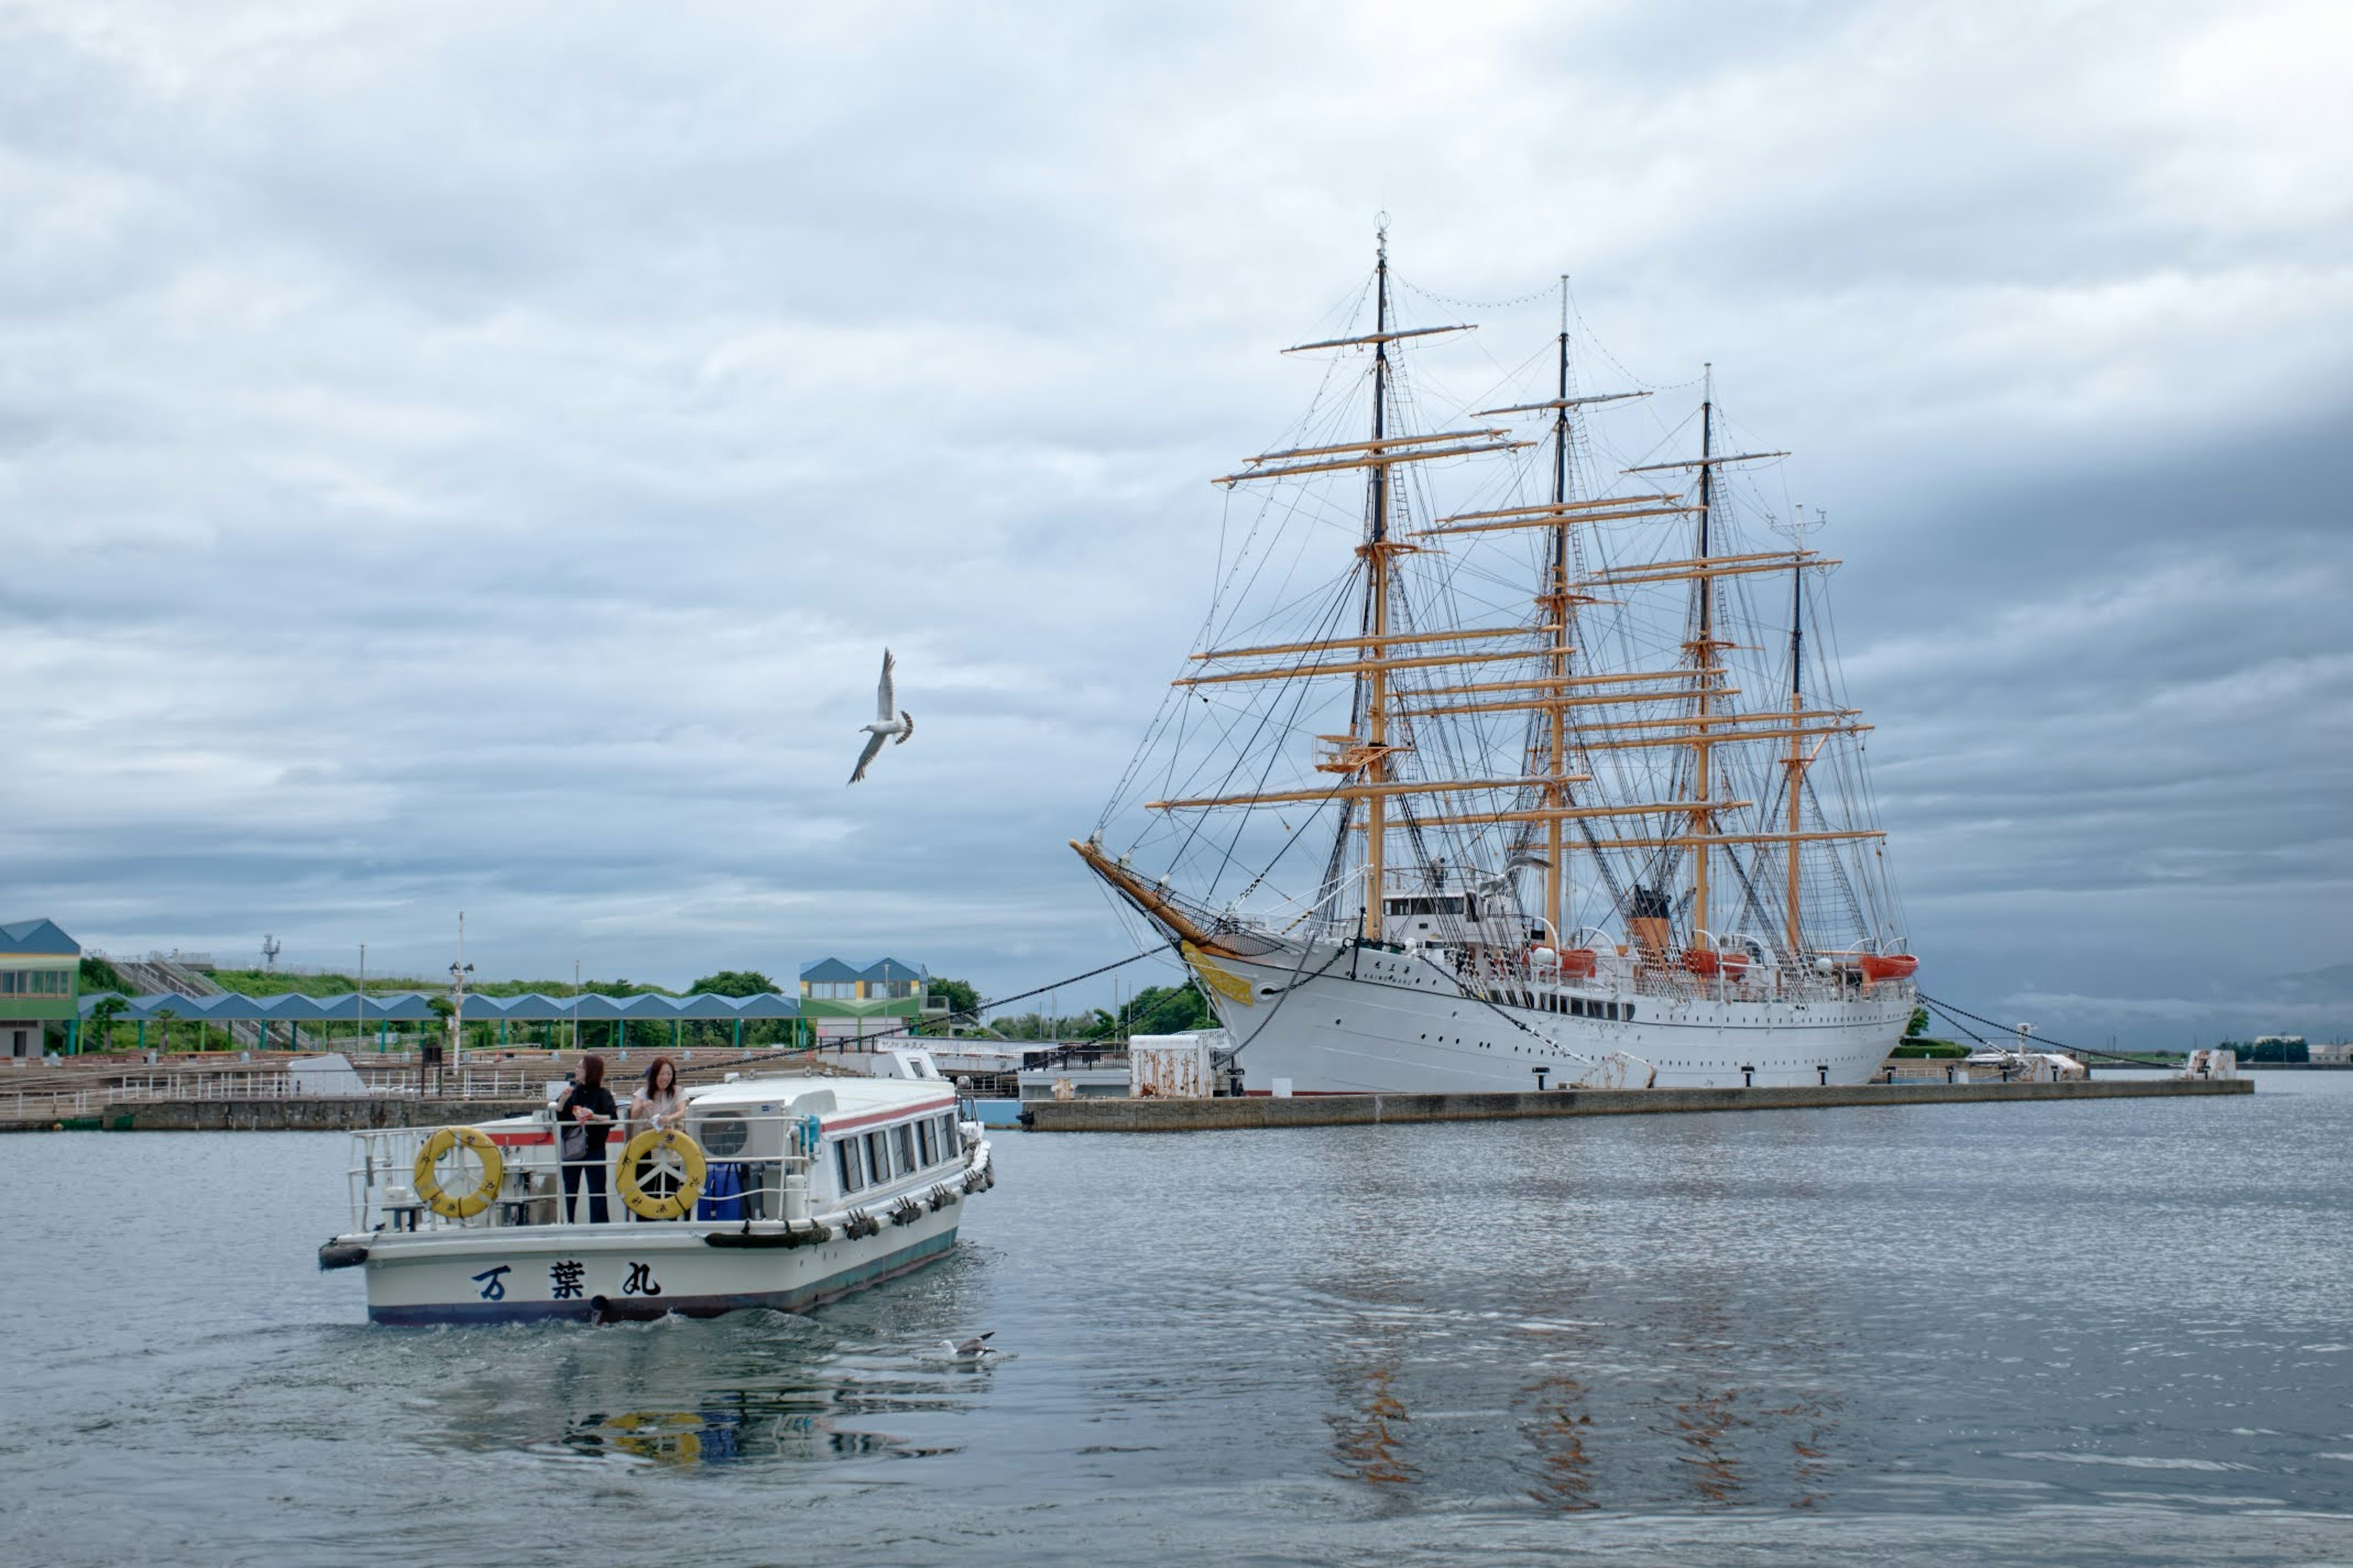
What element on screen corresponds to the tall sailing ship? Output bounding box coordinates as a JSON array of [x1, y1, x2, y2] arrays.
[[1077, 233, 1918, 1092]]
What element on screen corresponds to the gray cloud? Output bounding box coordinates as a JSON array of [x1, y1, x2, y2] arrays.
[[2, 1, 2346, 1043]]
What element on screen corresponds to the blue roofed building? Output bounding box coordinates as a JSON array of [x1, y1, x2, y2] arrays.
[[798, 957, 944, 1044], [1, 917, 81, 1058]]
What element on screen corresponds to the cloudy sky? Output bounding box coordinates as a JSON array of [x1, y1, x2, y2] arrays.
[[4, 1, 2346, 1045]]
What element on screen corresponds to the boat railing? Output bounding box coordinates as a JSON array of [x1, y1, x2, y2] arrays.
[[343, 1108, 984, 1237]]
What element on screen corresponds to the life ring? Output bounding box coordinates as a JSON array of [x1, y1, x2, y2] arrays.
[[414, 1125, 504, 1219], [616, 1126, 707, 1221]]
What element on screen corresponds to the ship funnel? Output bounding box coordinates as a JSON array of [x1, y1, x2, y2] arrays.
[[1627, 885, 1672, 958]]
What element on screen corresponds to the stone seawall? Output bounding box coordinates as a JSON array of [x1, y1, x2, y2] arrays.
[[1026, 1076, 2253, 1132], [1, 1098, 542, 1134]]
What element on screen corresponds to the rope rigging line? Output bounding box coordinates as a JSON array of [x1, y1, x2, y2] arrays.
[[1916, 991, 2163, 1066], [1396, 275, 1564, 312], [705, 946, 1179, 1068]]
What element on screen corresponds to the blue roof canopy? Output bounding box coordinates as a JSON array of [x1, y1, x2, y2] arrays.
[[80, 990, 798, 1023]]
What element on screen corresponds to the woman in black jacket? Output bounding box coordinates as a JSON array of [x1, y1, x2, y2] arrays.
[[554, 1053, 620, 1223]]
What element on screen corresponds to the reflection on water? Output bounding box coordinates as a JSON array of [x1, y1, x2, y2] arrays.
[[401, 1309, 985, 1470], [567, 1401, 949, 1467], [5, 1075, 2353, 1566], [1520, 1370, 1598, 1510]]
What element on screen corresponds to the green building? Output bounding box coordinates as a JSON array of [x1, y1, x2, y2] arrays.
[[798, 956, 942, 1045], [1, 917, 80, 1059]]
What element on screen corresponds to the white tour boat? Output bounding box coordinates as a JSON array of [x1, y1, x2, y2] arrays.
[[319, 1074, 994, 1325]]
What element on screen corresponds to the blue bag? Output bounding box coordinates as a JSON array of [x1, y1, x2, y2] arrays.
[[695, 1160, 745, 1222]]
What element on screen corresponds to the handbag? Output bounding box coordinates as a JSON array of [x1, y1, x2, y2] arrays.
[[561, 1118, 588, 1162]]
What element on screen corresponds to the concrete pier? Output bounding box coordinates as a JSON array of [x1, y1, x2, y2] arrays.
[[0, 1097, 542, 1134], [1025, 1076, 2251, 1132]]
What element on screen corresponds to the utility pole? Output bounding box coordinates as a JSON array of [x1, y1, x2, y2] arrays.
[[448, 913, 474, 1070]]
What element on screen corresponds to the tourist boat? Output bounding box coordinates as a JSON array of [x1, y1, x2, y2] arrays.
[[1077, 231, 1919, 1091], [319, 1074, 993, 1325]]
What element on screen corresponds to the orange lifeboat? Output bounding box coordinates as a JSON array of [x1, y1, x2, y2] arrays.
[[1558, 948, 1598, 980], [1682, 948, 1749, 979], [1858, 953, 1919, 982]]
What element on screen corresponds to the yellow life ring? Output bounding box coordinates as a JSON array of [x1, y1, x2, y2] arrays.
[[414, 1125, 504, 1220], [616, 1126, 707, 1221]]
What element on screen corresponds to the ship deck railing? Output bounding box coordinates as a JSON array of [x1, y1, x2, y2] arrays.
[[1472, 957, 1903, 1010]]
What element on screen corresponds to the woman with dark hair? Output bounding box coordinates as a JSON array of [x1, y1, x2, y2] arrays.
[[554, 1053, 619, 1223], [630, 1055, 684, 1135]]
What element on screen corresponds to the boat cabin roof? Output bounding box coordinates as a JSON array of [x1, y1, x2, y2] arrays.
[[683, 1072, 955, 1127]]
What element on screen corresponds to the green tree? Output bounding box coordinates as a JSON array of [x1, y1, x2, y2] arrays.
[[79, 955, 128, 994], [1122, 982, 1214, 1036], [689, 969, 779, 998], [1906, 1006, 1930, 1039], [85, 994, 127, 1053], [920, 977, 984, 1034], [151, 1004, 178, 1053]]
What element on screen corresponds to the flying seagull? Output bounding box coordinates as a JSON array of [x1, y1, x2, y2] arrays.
[[941, 1331, 996, 1361], [849, 649, 915, 784]]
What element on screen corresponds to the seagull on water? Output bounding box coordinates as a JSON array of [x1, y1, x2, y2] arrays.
[[941, 1331, 995, 1361], [849, 649, 915, 784]]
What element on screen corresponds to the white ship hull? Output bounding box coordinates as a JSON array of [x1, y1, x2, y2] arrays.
[[1199, 941, 1911, 1093], [358, 1206, 963, 1326]]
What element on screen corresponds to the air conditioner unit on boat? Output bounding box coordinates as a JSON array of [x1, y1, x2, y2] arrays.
[[687, 1088, 834, 1164]]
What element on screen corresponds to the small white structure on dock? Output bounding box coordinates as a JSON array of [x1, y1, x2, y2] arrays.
[[1130, 1031, 1227, 1099]]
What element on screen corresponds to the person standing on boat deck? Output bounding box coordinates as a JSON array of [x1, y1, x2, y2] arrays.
[[629, 1056, 685, 1134], [554, 1054, 620, 1224]]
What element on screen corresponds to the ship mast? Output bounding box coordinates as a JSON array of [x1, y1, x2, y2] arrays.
[[1784, 545, 1807, 957], [1690, 366, 1717, 943], [1542, 282, 1572, 944], [1358, 226, 1396, 942]]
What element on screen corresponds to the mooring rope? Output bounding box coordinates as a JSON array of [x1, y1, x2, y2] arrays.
[[1915, 991, 2159, 1066], [704, 945, 1180, 1070]]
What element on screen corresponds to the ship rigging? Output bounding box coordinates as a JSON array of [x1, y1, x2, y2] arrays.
[[1077, 230, 1917, 1092]]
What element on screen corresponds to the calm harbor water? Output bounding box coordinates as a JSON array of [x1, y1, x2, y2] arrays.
[[4, 1075, 2351, 1566]]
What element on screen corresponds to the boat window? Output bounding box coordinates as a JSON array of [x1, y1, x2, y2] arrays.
[[1624, 1006, 1635, 1023], [865, 1131, 889, 1181], [915, 1118, 935, 1165], [895, 1123, 918, 1174], [834, 1139, 860, 1194]]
